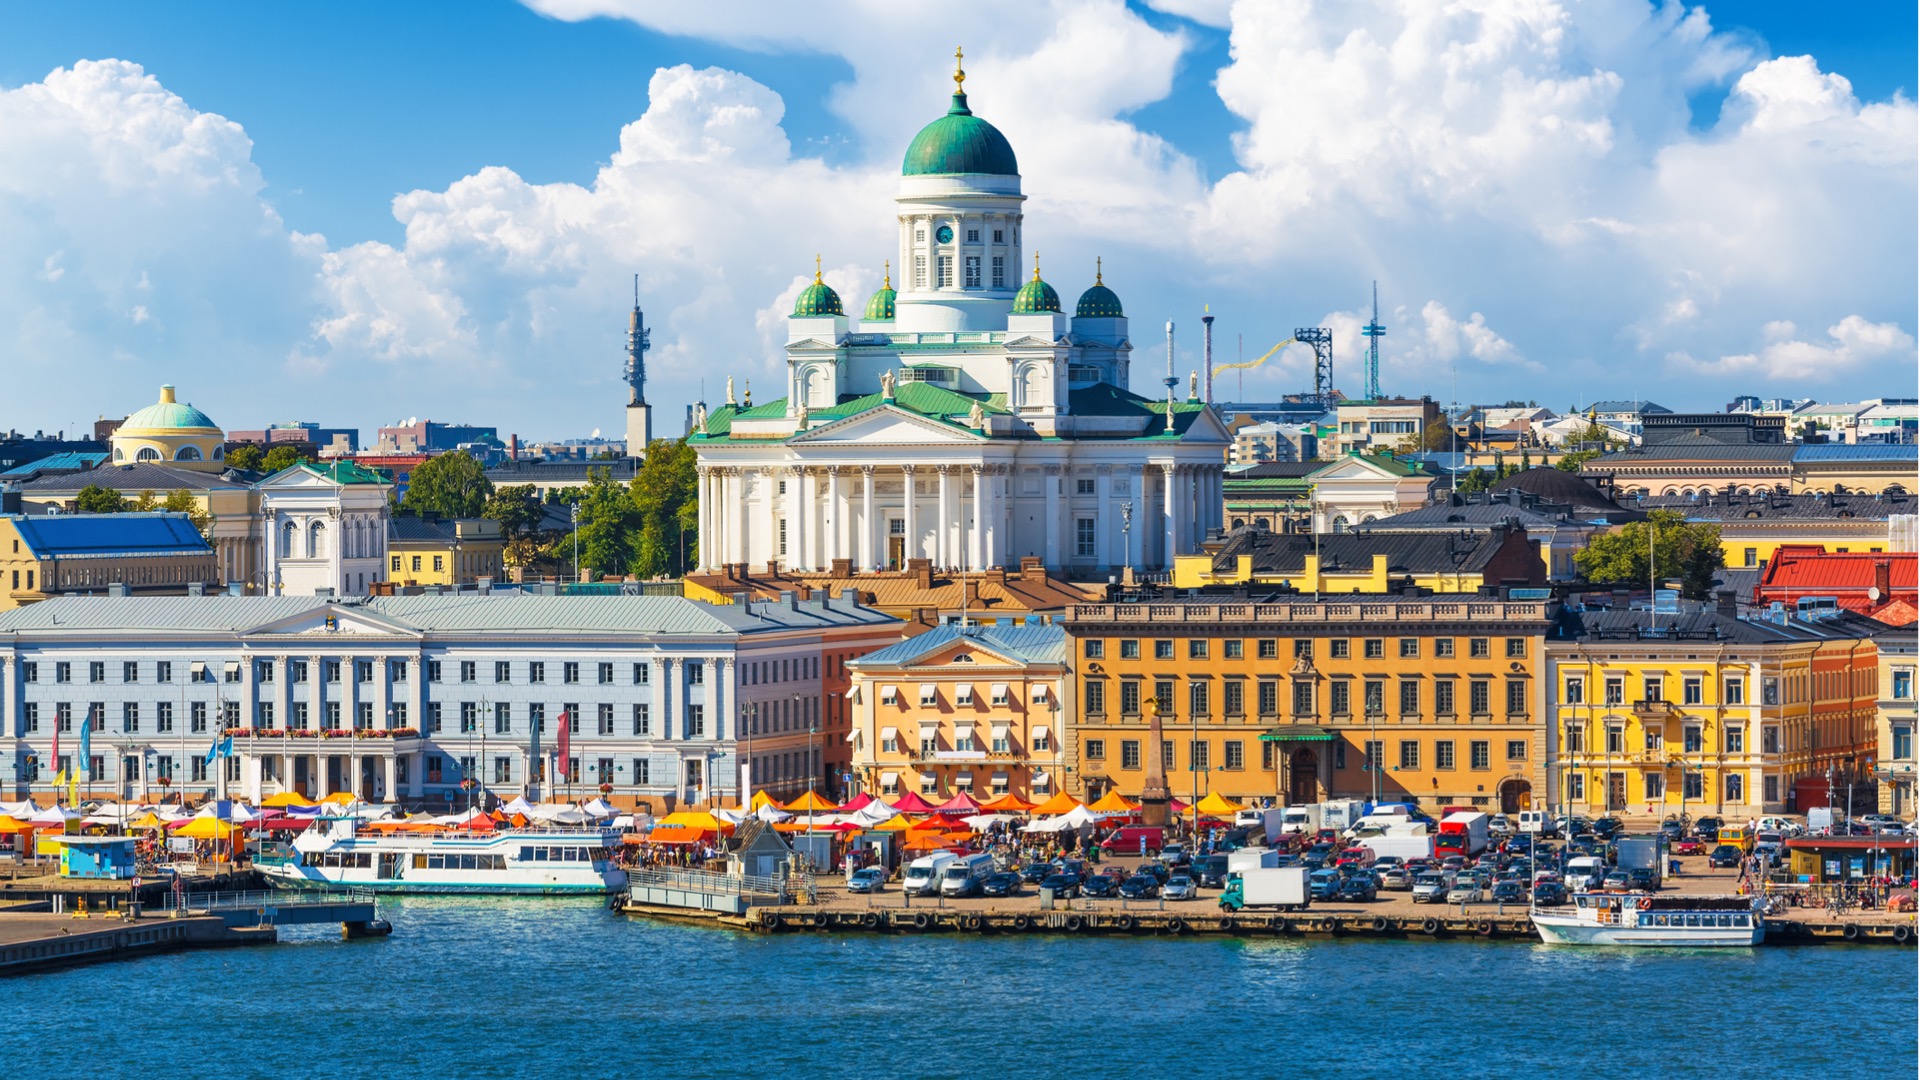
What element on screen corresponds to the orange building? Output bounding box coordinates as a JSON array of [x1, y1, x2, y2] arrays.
[[1064, 595, 1558, 814]]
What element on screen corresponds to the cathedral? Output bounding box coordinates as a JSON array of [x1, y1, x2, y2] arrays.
[[690, 54, 1228, 576]]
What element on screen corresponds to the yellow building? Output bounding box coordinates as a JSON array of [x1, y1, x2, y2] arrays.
[[1875, 627, 1916, 816], [1547, 604, 1881, 819], [108, 385, 227, 471], [386, 515, 506, 586], [1, 513, 218, 610], [848, 624, 1068, 804], [1172, 524, 1547, 593], [1065, 595, 1557, 814], [1633, 491, 1910, 568]]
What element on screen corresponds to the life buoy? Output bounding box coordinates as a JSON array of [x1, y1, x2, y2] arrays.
[[1064, 915, 1085, 932], [1637, 897, 1653, 911], [859, 912, 879, 930], [960, 914, 983, 932], [1842, 923, 1860, 941], [1274, 917, 1291, 934], [1011, 914, 1032, 931], [1113, 914, 1136, 931], [1218, 916, 1236, 932], [1893, 924, 1912, 944], [912, 912, 933, 930], [1422, 917, 1440, 935], [1166, 916, 1186, 934], [1476, 919, 1495, 936]]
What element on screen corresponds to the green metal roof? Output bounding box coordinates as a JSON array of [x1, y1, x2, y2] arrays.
[[863, 283, 897, 321], [296, 460, 391, 485], [793, 280, 844, 317], [121, 386, 218, 432], [1012, 274, 1060, 314], [902, 92, 1019, 177], [1074, 281, 1123, 318]]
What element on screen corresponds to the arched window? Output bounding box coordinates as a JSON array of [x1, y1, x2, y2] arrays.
[[212, 445, 225, 461], [136, 447, 160, 462], [112, 447, 125, 462], [280, 520, 297, 558], [1332, 516, 1350, 534], [309, 521, 326, 559], [176, 446, 202, 461]]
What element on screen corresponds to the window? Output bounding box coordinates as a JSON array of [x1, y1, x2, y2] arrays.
[[1683, 677, 1703, 705], [937, 255, 953, 287], [633, 704, 650, 736], [1363, 741, 1383, 771], [20, 662, 34, 684], [597, 662, 615, 685], [990, 255, 1005, 288], [1363, 680, 1384, 716], [122, 661, 138, 683], [913, 254, 927, 288], [1743, 547, 1758, 567], [89, 661, 104, 683], [1763, 775, 1779, 804], [1189, 680, 1209, 718], [1891, 671, 1912, 700], [355, 703, 373, 731], [1258, 681, 1278, 716], [495, 661, 511, 684], [1470, 680, 1491, 716], [494, 703, 512, 735], [433, 556, 444, 572], [391, 555, 402, 572], [964, 255, 981, 288], [1330, 640, 1350, 660], [1154, 681, 1175, 715], [1084, 680, 1105, 715], [1435, 680, 1455, 715], [1683, 726, 1703, 753], [563, 662, 580, 685], [1399, 638, 1419, 659], [1724, 773, 1744, 803], [528, 662, 545, 684], [634, 663, 650, 685], [1086, 739, 1107, 761], [1604, 677, 1624, 705], [1189, 741, 1210, 772], [1294, 640, 1314, 660], [1075, 518, 1096, 558], [688, 705, 705, 738], [1032, 727, 1051, 752], [1083, 639, 1105, 659], [1505, 638, 1526, 659], [1724, 726, 1744, 754], [1507, 740, 1528, 762], [1398, 741, 1419, 770], [1120, 640, 1140, 660], [1469, 638, 1491, 658], [1223, 680, 1244, 717], [1506, 680, 1527, 716], [1154, 640, 1174, 660], [1644, 772, 1665, 800], [1762, 726, 1779, 754], [1224, 741, 1244, 770], [1642, 677, 1664, 703], [121, 703, 139, 734], [1435, 740, 1456, 770], [1683, 770, 1703, 799], [1334, 742, 1347, 769], [1258, 639, 1278, 660], [1567, 774, 1586, 802], [1644, 728, 1662, 751], [1894, 726, 1913, 761], [1725, 677, 1745, 704], [1564, 676, 1584, 704], [1400, 680, 1419, 715], [1604, 726, 1624, 754], [189, 702, 207, 733], [324, 661, 340, 683], [1363, 639, 1384, 660], [1434, 638, 1454, 659], [494, 757, 513, 784], [1292, 681, 1314, 715], [1119, 681, 1141, 715], [1188, 639, 1209, 660], [1762, 678, 1779, 705], [1470, 741, 1491, 770], [1329, 681, 1350, 716], [55, 662, 70, 683], [1261, 742, 1278, 770], [1163, 741, 1176, 770]]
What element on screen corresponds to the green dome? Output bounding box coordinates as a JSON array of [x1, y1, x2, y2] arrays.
[[793, 272, 844, 317], [121, 385, 219, 432], [1074, 283, 1122, 318], [864, 281, 897, 322], [1012, 272, 1060, 315], [902, 92, 1019, 177]]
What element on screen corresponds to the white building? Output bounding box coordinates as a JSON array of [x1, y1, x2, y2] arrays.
[[691, 61, 1228, 577], [0, 591, 900, 810], [259, 462, 393, 597]]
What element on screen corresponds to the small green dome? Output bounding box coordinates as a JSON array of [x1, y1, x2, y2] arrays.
[[864, 285, 896, 321], [793, 261, 845, 317], [902, 92, 1019, 177], [1012, 258, 1060, 315], [121, 385, 219, 432], [1075, 260, 1123, 318]]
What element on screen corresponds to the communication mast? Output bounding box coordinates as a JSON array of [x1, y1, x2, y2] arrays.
[[1361, 280, 1385, 400], [624, 275, 653, 458]]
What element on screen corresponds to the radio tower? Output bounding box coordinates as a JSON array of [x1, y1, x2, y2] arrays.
[[624, 275, 652, 459], [1362, 280, 1385, 400]]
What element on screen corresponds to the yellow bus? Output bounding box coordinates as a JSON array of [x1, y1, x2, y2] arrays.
[[1716, 824, 1754, 852]]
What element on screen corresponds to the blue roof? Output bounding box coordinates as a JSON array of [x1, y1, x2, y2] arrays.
[[9, 513, 211, 558], [0, 452, 108, 477], [1792, 444, 1919, 462], [851, 623, 1064, 667]]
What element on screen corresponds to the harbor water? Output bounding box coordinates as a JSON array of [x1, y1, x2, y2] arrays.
[[7, 898, 1914, 1079]]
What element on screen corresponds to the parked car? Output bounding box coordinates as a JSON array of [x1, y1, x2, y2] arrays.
[[1019, 864, 1052, 884], [1335, 875, 1377, 902], [1693, 816, 1726, 841], [1309, 868, 1343, 900], [1158, 844, 1192, 868], [1080, 874, 1119, 898], [1707, 845, 1743, 868], [1411, 872, 1452, 903], [1531, 881, 1569, 906], [1488, 814, 1514, 837], [1591, 817, 1625, 839], [1491, 879, 1526, 903], [1118, 874, 1160, 900], [1376, 866, 1413, 891], [1601, 870, 1633, 891], [1190, 855, 1230, 888], [1040, 872, 1083, 898], [981, 872, 1023, 898], [1658, 819, 1687, 841], [1675, 838, 1704, 856], [1163, 873, 1197, 901], [1137, 861, 1171, 884], [1446, 878, 1484, 904], [847, 867, 886, 894], [1626, 867, 1659, 890]]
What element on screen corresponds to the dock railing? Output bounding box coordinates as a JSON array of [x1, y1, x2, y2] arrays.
[[163, 887, 377, 913], [625, 867, 800, 906]]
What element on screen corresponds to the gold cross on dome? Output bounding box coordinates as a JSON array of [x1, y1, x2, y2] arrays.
[[954, 47, 965, 91]]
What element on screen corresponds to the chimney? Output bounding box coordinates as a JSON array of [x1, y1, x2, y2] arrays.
[[732, 591, 750, 608], [508, 434, 519, 461], [1875, 559, 1892, 600], [477, 576, 493, 594], [909, 558, 933, 591], [839, 588, 858, 605], [186, 581, 205, 597], [830, 557, 852, 578], [780, 589, 798, 610], [963, 577, 981, 608], [1716, 590, 1737, 617], [1019, 556, 1044, 578], [106, 582, 129, 597]]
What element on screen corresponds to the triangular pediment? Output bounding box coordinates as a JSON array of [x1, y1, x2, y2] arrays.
[[242, 604, 422, 638], [1308, 457, 1400, 482], [256, 468, 343, 491], [1177, 406, 1233, 443], [789, 405, 983, 445], [927, 640, 1026, 668]]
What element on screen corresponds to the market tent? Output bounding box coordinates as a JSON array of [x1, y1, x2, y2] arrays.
[[0, 801, 35, 818], [451, 810, 496, 831], [906, 815, 957, 831], [850, 801, 898, 827], [1088, 790, 1140, 814], [962, 813, 1020, 831], [783, 790, 839, 813], [252, 816, 317, 832], [978, 793, 1033, 813], [1194, 792, 1247, 817], [1020, 816, 1071, 833], [838, 792, 877, 813], [887, 791, 938, 813], [1029, 792, 1084, 816], [127, 811, 169, 830], [1057, 805, 1098, 829], [0, 815, 37, 834], [580, 798, 618, 818], [261, 792, 317, 809], [902, 833, 960, 851], [748, 790, 781, 812], [321, 792, 359, 807], [658, 810, 727, 832], [497, 796, 536, 818], [932, 791, 983, 815], [530, 803, 590, 824], [644, 826, 707, 845], [1169, 798, 1189, 814], [753, 803, 793, 823], [29, 805, 80, 825], [82, 804, 141, 827], [171, 817, 243, 840], [872, 815, 914, 833]]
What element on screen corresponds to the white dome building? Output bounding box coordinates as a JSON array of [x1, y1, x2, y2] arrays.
[[110, 385, 227, 471]]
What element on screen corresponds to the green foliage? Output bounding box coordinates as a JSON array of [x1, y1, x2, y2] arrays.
[[1555, 448, 1606, 472], [628, 438, 698, 579], [402, 451, 493, 519], [161, 488, 211, 534], [483, 484, 546, 539], [570, 466, 640, 577], [1574, 510, 1725, 599], [224, 444, 265, 472], [130, 489, 161, 512], [74, 484, 126, 514], [260, 445, 306, 474]]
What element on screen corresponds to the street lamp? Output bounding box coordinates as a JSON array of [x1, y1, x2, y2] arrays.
[[739, 701, 758, 809], [570, 501, 580, 587]]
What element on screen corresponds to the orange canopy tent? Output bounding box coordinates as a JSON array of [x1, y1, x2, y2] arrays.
[[902, 833, 962, 852], [0, 815, 38, 834], [872, 815, 914, 832], [783, 790, 839, 813], [907, 815, 956, 831], [748, 790, 781, 812], [1089, 790, 1140, 814], [1194, 792, 1247, 817], [978, 792, 1033, 813], [644, 826, 707, 845], [1030, 791, 1084, 816]]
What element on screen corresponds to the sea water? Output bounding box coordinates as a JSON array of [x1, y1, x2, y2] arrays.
[[7, 897, 1914, 1080]]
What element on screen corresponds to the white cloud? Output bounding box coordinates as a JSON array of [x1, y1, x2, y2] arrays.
[[1686, 315, 1915, 381]]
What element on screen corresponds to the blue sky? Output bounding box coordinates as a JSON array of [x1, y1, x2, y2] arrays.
[[1, 1, 1913, 438]]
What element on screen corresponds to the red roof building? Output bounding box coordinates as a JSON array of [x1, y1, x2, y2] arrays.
[[1754, 545, 1917, 626]]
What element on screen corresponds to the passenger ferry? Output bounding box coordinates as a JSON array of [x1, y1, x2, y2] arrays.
[[1532, 891, 1764, 947], [258, 817, 627, 896]]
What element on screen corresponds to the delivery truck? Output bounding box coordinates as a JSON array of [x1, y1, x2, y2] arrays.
[[1278, 805, 1322, 835], [1319, 800, 1366, 833], [1227, 848, 1281, 875], [1218, 866, 1311, 912], [1434, 812, 1490, 858], [1234, 808, 1286, 842], [1361, 832, 1433, 861]]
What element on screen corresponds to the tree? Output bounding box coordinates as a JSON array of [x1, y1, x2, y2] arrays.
[[568, 466, 642, 578], [260, 445, 306, 474], [1393, 424, 1459, 455], [1574, 510, 1725, 599], [1456, 467, 1495, 494], [483, 484, 546, 539], [74, 484, 126, 514], [161, 488, 212, 534], [130, 489, 161, 512], [403, 451, 493, 519], [628, 438, 698, 579], [1555, 448, 1606, 472], [225, 444, 265, 472]]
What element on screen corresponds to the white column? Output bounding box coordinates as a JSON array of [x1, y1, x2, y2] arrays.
[[382, 755, 398, 803], [827, 467, 843, 567], [696, 467, 712, 570], [983, 466, 1001, 568], [1125, 467, 1143, 571], [1161, 464, 1177, 568], [936, 466, 952, 568], [902, 465, 918, 564], [1044, 466, 1061, 567], [783, 467, 801, 570], [734, 468, 750, 567], [656, 657, 675, 742], [969, 465, 984, 571], [1097, 464, 1113, 569], [713, 657, 730, 744], [861, 466, 877, 571]]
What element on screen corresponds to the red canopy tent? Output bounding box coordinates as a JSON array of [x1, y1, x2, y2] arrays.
[[887, 791, 938, 813], [931, 791, 983, 815], [839, 792, 877, 813]]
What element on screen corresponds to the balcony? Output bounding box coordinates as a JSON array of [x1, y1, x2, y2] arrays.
[[1631, 699, 1682, 719]]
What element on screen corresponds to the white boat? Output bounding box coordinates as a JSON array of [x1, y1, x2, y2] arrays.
[[258, 817, 627, 896], [1532, 891, 1764, 947]]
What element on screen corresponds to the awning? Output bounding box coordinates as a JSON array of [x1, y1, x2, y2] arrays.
[[223, 661, 240, 678], [991, 683, 1010, 703], [1031, 769, 1051, 788], [879, 727, 898, 743], [955, 773, 974, 787], [1030, 684, 1050, 703], [847, 686, 862, 705], [844, 729, 861, 744], [881, 771, 899, 787], [918, 684, 937, 705], [881, 685, 899, 704], [956, 684, 976, 705], [991, 771, 1009, 781], [1260, 725, 1335, 742], [1033, 724, 1051, 745]]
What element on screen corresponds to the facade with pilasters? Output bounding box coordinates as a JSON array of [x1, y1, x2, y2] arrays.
[[690, 63, 1227, 577]]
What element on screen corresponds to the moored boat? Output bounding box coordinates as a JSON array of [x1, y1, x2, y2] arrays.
[[1532, 891, 1764, 947], [257, 817, 627, 896]]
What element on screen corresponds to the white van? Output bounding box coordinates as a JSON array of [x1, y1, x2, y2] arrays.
[[1517, 810, 1547, 835], [903, 851, 958, 897], [939, 852, 997, 897], [1564, 856, 1607, 891]]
